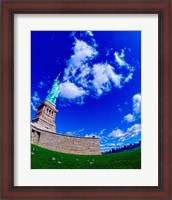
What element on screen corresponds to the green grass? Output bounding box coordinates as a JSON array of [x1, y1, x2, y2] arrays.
[[31, 144, 141, 169]]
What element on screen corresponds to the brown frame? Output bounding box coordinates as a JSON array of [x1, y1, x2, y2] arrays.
[[1, 0, 171, 199]]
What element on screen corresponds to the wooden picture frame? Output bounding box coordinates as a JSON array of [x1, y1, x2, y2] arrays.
[[1, 0, 171, 199]]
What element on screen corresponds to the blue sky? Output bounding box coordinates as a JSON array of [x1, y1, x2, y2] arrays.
[[31, 31, 141, 152]]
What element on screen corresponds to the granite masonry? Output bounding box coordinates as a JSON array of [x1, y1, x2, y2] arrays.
[[31, 123, 100, 155]]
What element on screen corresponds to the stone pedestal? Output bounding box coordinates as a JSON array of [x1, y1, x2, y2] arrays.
[[32, 100, 58, 132]]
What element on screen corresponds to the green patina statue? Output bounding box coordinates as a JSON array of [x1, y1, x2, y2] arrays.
[[45, 73, 61, 106]]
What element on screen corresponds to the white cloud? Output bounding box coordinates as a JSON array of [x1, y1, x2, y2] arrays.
[[133, 94, 141, 115], [31, 102, 37, 111], [108, 124, 141, 142], [69, 31, 76, 38], [106, 64, 122, 87], [64, 39, 98, 81], [85, 133, 99, 138], [90, 60, 135, 98], [114, 49, 126, 66], [31, 91, 40, 102], [98, 128, 106, 136], [75, 64, 91, 88], [60, 35, 136, 105], [120, 124, 141, 142], [73, 39, 97, 59], [124, 73, 133, 83], [124, 113, 135, 122], [114, 48, 134, 72], [92, 63, 122, 97], [107, 143, 116, 147], [124, 93, 141, 122], [61, 38, 98, 104], [65, 129, 85, 136], [85, 128, 106, 138], [31, 91, 40, 111], [108, 129, 124, 138], [59, 81, 86, 99], [65, 131, 74, 136], [78, 128, 85, 133], [86, 31, 94, 37]]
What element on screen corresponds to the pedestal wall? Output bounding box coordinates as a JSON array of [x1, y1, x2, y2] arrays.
[[31, 123, 100, 155]]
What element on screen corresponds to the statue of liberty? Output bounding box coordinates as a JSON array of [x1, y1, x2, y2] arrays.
[[45, 73, 61, 106]]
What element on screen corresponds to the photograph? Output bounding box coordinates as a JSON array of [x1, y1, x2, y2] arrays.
[[1, 0, 171, 199], [31, 31, 141, 169]]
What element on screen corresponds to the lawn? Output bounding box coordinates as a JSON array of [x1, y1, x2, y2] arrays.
[[31, 144, 141, 169]]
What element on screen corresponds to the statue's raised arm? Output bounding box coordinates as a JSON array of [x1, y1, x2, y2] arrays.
[[45, 73, 61, 106]]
